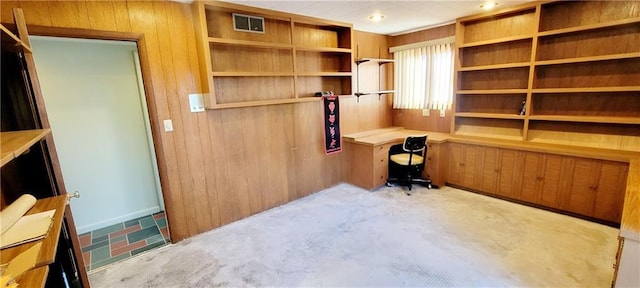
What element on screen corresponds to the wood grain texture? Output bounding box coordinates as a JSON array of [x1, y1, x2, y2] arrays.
[[390, 24, 455, 48], [620, 159, 640, 240], [392, 109, 452, 133], [2, 1, 391, 241]]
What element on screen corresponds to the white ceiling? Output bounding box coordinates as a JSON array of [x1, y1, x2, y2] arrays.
[[222, 0, 531, 35]]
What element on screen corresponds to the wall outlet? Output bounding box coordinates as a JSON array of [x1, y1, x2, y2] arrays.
[[439, 109, 446, 117], [188, 93, 205, 112], [422, 109, 430, 116], [163, 119, 174, 132]]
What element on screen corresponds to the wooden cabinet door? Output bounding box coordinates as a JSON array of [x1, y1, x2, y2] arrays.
[[564, 158, 598, 216], [520, 151, 543, 203], [461, 144, 483, 188], [480, 147, 500, 194], [448, 143, 465, 185], [538, 154, 565, 209], [496, 149, 524, 199], [593, 161, 628, 222]]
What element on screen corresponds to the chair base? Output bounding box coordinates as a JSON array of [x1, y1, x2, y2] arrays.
[[386, 177, 438, 195]]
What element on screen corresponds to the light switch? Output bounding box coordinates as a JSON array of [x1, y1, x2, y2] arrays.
[[189, 93, 205, 112], [163, 119, 174, 132], [422, 109, 430, 116]]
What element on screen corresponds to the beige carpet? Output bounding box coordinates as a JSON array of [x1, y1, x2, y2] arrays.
[[89, 184, 618, 287]]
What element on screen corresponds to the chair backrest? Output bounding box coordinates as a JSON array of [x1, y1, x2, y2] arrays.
[[402, 135, 427, 153]]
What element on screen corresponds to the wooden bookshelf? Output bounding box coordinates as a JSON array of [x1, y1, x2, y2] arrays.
[[453, 1, 640, 152], [194, 1, 353, 109], [0, 129, 50, 168]]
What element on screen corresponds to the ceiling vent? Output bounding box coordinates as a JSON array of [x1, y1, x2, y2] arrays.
[[233, 13, 265, 33]]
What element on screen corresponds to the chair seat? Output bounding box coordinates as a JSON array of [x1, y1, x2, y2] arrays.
[[390, 153, 424, 166]]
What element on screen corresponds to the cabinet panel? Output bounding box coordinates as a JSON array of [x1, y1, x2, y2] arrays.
[[461, 145, 482, 188], [564, 158, 598, 216], [593, 161, 628, 222], [496, 149, 524, 199], [538, 154, 564, 209], [447, 143, 465, 185], [480, 147, 499, 193], [520, 151, 542, 203]]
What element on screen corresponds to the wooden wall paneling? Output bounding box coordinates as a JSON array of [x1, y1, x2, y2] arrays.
[[10, 2, 50, 27], [169, 1, 221, 235], [263, 104, 295, 208], [46, 1, 90, 29], [539, 1, 640, 31], [392, 109, 452, 133], [126, 1, 187, 240], [531, 92, 640, 117], [459, 68, 530, 90], [1, 1, 20, 23], [389, 24, 456, 47], [462, 9, 535, 43], [84, 1, 117, 31], [218, 108, 253, 223], [534, 59, 640, 89], [112, 1, 132, 33], [461, 39, 532, 67]]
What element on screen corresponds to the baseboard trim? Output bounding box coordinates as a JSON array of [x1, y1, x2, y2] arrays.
[[76, 206, 161, 234]]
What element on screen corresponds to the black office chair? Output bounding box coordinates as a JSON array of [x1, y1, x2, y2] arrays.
[[386, 135, 434, 195]]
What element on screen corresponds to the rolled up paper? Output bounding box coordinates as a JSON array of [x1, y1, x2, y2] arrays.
[[0, 194, 36, 235]]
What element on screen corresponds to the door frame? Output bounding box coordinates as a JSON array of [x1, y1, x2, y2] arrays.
[[23, 25, 173, 285]]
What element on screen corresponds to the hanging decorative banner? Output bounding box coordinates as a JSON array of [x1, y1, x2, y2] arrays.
[[322, 94, 341, 154]]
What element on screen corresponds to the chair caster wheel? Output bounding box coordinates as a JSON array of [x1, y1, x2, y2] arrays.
[[385, 182, 392, 187], [427, 184, 432, 189]]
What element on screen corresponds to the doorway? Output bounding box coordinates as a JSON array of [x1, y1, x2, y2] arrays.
[[30, 36, 169, 270]]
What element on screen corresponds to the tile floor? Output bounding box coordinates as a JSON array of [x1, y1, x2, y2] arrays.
[[79, 211, 170, 272]]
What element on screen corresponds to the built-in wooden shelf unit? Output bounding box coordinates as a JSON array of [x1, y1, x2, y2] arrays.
[[453, 1, 640, 152], [194, 1, 353, 109]]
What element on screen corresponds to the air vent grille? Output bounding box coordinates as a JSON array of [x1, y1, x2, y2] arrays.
[[233, 13, 265, 33]]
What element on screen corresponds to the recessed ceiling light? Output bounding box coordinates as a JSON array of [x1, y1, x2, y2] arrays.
[[480, 2, 498, 10], [369, 14, 384, 22]]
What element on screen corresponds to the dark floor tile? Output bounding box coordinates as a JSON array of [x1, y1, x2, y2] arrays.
[[124, 218, 140, 228], [91, 234, 108, 243], [139, 216, 156, 229], [90, 246, 110, 265], [155, 218, 167, 228], [92, 222, 124, 237], [110, 234, 126, 243], [91, 252, 131, 270], [81, 238, 109, 253], [127, 225, 160, 244], [131, 240, 166, 256]]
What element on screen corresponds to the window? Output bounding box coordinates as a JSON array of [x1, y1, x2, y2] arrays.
[[392, 40, 454, 110]]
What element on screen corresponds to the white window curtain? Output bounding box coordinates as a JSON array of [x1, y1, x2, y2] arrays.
[[393, 42, 454, 110]]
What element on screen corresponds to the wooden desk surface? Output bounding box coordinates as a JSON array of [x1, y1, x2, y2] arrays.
[[343, 128, 448, 146], [1, 195, 67, 267]]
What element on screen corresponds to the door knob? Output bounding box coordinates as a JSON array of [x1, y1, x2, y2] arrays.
[[67, 191, 80, 204]]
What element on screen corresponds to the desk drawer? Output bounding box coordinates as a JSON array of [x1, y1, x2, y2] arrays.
[[374, 165, 388, 188]]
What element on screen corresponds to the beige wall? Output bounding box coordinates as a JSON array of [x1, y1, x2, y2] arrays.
[[2, 1, 391, 241]]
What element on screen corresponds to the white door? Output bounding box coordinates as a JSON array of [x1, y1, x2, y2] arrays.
[[30, 36, 164, 234]]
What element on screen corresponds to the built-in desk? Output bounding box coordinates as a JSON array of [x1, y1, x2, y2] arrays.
[[343, 127, 448, 190]]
